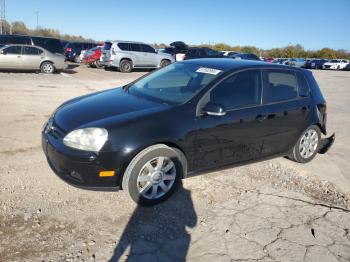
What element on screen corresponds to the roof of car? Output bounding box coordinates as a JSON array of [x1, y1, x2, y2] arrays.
[[111, 40, 147, 44], [180, 58, 295, 71]]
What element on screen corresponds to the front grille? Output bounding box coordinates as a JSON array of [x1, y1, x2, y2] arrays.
[[45, 119, 67, 139], [324, 65, 331, 69]]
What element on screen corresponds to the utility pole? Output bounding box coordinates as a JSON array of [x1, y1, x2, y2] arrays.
[[0, 0, 5, 35], [35, 11, 39, 29]]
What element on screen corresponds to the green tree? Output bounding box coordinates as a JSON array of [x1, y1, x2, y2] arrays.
[[11, 21, 29, 35]]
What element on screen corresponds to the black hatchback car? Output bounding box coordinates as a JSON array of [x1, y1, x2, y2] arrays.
[[42, 59, 334, 205]]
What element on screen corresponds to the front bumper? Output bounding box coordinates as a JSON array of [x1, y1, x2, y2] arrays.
[[42, 132, 120, 191]]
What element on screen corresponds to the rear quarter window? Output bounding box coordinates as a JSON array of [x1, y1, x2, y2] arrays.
[[264, 70, 298, 103], [296, 72, 310, 97]]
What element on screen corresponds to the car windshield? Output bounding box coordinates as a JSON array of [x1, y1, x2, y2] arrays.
[[330, 60, 340, 63], [127, 63, 223, 104]]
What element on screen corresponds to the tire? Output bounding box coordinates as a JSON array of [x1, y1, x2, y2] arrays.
[[95, 60, 103, 69], [119, 59, 132, 73], [40, 62, 55, 74], [122, 144, 185, 206], [160, 59, 171, 68], [289, 125, 321, 163]]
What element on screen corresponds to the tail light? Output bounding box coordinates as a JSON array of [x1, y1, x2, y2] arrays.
[[66, 48, 72, 52]]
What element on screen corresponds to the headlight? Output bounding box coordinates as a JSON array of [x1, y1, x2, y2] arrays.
[[63, 128, 108, 152]]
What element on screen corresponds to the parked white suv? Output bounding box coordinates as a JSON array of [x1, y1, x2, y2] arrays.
[[101, 41, 174, 72], [322, 59, 349, 70]]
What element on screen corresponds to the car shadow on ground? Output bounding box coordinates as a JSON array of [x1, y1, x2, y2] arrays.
[[103, 67, 153, 73], [109, 181, 197, 261], [66, 63, 80, 70]]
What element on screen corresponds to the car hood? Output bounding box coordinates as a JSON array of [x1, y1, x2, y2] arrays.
[[54, 87, 170, 132]]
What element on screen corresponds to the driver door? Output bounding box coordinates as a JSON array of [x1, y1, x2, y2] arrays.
[[0, 45, 22, 69], [192, 69, 267, 171]]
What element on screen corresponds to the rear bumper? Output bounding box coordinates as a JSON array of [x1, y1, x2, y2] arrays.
[[319, 133, 335, 154]]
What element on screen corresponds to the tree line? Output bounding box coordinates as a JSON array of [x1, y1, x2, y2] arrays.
[[1, 20, 349, 59], [154, 43, 350, 59], [1, 20, 94, 42]]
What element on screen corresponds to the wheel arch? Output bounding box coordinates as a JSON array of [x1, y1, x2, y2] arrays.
[[40, 60, 54, 67], [119, 57, 133, 65], [118, 141, 189, 188]]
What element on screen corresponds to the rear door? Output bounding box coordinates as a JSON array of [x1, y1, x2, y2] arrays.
[[129, 43, 143, 66], [0, 45, 22, 68], [139, 44, 156, 67], [259, 69, 311, 156], [21, 46, 44, 69]]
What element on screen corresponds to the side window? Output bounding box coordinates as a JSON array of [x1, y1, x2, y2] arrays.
[[141, 44, 155, 53], [3, 45, 22, 54], [118, 43, 129, 51], [23, 46, 42, 55], [210, 70, 262, 110], [129, 43, 141, 52], [264, 70, 298, 103], [187, 49, 196, 56], [296, 72, 310, 97]]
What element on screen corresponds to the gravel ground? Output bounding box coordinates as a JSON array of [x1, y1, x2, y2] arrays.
[[0, 65, 349, 262]]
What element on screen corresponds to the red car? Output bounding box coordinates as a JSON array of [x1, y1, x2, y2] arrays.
[[264, 57, 275, 63], [82, 46, 103, 68]]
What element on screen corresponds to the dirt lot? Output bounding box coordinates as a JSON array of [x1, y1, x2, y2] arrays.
[[0, 65, 350, 262]]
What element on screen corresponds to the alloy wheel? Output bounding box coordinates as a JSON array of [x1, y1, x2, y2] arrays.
[[137, 157, 176, 199], [299, 129, 319, 159]]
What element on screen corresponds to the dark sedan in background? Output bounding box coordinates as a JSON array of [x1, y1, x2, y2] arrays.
[[64, 42, 97, 62], [42, 59, 334, 205]]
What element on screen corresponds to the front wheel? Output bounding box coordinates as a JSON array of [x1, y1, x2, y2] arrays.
[[160, 59, 171, 68], [40, 62, 55, 74], [122, 144, 185, 206], [289, 125, 321, 163]]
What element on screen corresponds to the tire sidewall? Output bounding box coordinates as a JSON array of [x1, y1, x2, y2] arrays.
[[293, 125, 321, 163], [119, 60, 132, 73], [123, 145, 183, 206]]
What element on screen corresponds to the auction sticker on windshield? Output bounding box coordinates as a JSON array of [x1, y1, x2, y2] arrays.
[[196, 67, 222, 75]]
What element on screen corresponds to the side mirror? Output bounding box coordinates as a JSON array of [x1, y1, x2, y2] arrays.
[[202, 102, 226, 116]]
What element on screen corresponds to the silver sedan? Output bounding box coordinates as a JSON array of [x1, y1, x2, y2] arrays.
[[0, 44, 66, 74]]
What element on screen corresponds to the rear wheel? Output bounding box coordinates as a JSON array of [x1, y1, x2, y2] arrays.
[[289, 125, 321, 163], [95, 60, 103, 69], [40, 62, 55, 74], [119, 60, 132, 73], [122, 144, 185, 206]]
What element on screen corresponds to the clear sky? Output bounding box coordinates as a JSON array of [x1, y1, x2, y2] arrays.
[[5, 0, 350, 50]]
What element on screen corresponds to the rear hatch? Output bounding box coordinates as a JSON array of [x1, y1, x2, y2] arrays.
[[101, 41, 112, 63]]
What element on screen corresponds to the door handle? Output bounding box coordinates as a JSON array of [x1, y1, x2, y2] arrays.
[[256, 114, 267, 122]]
